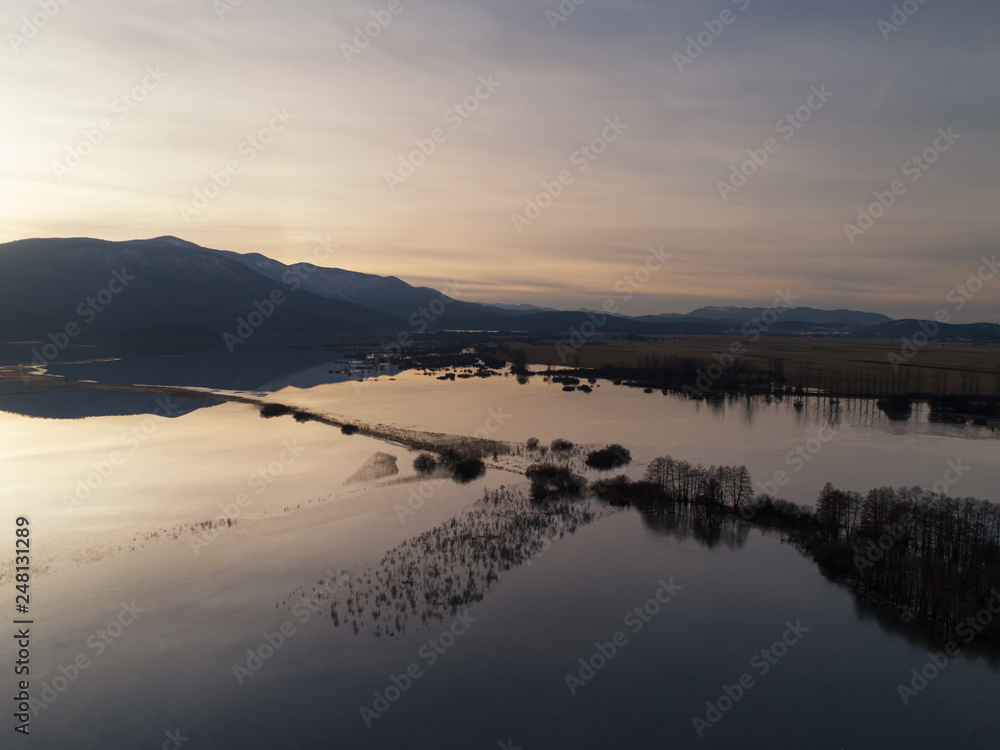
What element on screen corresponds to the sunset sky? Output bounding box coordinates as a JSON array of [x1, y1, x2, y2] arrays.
[[2, 0, 998, 321]]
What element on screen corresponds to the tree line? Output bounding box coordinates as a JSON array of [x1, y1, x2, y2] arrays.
[[812, 483, 1000, 634], [588, 456, 1000, 641]]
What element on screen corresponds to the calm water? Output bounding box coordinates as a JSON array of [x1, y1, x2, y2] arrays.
[[1, 355, 998, 749]]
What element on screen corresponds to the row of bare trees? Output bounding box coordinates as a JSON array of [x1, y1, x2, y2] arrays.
[[642, 456, 753, 511], [810, 483, 1000, 633], [595, 461, 1000, 639]]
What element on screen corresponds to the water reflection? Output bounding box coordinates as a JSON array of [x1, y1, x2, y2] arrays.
[[0, 346, 400, 419], [851, 595, 1000, 669], [639, 507, 751, 551]]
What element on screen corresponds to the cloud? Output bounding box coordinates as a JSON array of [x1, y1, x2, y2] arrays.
[[2, 0, 998, 321]]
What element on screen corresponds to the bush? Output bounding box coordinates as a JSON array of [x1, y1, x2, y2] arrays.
[[526, 437, 540, 451], [259, 403, 292, 418], [340, 424, 359, 435], [585, 445, 632, 471], [526, 463, 586, 501], [441, 445, 476, 465], [550, 438, 574, 452], [451, 457, 486, 483], [413, 453, 438, 474]]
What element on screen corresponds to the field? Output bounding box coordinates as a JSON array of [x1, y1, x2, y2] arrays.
[[506, 336, 1000, 399]]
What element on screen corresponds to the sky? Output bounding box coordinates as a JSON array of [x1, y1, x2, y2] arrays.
[[2, 0, 998, 321]]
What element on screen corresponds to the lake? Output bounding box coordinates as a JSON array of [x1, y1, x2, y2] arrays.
[[1, 354, 998, 749]]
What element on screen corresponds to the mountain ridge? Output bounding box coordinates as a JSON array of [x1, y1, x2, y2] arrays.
[[1, 237, 996, 351]]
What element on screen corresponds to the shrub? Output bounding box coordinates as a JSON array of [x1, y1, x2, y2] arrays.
[[259, 403, 292, 418], [340, 424, 359, 435], [441, 445, 476, 465], [413, 453, 438, 474], [526, 437, 540, 451], [550, 438, 574, 452], [451, 458, 486, 483], [585, 445, 632, 471], [526, 463, 586, 501]]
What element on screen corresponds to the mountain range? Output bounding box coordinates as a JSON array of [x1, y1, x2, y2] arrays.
[[0, 236, 996, 350]]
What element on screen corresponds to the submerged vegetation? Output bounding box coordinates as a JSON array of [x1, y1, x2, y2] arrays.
[[310, 440, 1000, 646], [526, 464, 587, 502], [550, 438, 574, 452], [312, 486, 612, 637]]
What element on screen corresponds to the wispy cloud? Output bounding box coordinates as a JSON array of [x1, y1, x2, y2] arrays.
[[2, 0, 998, 320]]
